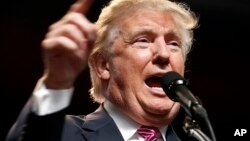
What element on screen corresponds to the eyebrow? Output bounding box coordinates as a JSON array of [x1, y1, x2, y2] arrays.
[[131, 27, 154, 38], [121, 27, 155, 43], [122, 26, 181, 43]]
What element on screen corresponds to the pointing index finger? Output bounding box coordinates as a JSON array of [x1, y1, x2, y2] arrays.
[[69, 0, 95, 14]]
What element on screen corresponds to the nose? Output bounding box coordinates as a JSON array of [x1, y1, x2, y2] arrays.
[[152, 39, 170, 68]]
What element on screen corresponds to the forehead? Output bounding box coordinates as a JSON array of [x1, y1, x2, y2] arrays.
[[118, 9, 177, 35]]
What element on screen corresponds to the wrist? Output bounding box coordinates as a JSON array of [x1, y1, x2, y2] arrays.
[[43, 74, 75, 89]]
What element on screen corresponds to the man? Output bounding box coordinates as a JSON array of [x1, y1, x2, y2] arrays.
[[6, 0, 198, 141]]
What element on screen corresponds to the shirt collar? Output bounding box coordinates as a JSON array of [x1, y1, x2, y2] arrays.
[[104, 100, 168, 141]]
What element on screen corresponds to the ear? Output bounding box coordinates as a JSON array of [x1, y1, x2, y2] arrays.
[[93, 54, 110, 80]]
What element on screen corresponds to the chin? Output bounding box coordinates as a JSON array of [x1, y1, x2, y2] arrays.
[[148, 101, 181, 118], [150, 98, 177, 112], [149, 103, 181, 126]]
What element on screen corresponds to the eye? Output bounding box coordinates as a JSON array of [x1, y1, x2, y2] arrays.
[[136, 37, 150, 43], [131, 36, 152, 49], [168, 40, 182, 52], [169, 41, 180, 47]]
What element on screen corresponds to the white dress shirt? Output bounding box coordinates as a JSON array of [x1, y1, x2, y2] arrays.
[[32, 78, 74, 115], [104, 101, 167, 141]]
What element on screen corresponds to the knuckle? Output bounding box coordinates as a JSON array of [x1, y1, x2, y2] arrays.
[[64, 24, 77, 32], [41, 39, 51, 49]]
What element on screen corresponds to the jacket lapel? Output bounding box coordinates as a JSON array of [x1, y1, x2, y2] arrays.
[[165, 125, 182, 141], [81, 105, 124, 141]]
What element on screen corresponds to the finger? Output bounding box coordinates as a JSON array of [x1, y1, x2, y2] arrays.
[[69, 0, 95, 14], [66, 13, 97, 42], [49, 13, 97, 42], [42, 37, 90, 71], [46, 24, 86, 46], [42, 36, 78, 53]]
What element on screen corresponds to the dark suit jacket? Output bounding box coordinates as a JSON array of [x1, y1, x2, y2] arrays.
[[6, 98, 181, 141]]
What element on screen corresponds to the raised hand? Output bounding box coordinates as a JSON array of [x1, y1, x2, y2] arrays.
[[41, 0, 96, 89]]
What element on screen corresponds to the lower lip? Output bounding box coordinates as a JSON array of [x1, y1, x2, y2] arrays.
[[146, 85, 166, 97]]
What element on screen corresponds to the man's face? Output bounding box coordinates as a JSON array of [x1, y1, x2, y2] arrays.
[[105, 9, 184, 127]]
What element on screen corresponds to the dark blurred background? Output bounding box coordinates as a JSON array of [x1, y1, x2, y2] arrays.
[[1, 0, 250, 140]]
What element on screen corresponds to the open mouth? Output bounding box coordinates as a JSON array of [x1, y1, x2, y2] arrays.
[[145, 76, 162, 88], [145, 76, 165, 96]]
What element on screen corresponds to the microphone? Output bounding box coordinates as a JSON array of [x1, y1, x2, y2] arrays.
[[161, 71, 208, 120]]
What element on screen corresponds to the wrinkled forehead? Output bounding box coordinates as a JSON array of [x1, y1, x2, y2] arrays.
[[115, 6, 175, 25], [113, 7, 184, 38], [115, 9, 181, 40], [119, 8, 175, 27]]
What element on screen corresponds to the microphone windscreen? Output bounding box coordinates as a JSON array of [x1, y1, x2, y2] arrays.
[[161, 71, 186, 99], [161, 71, 183, 86]]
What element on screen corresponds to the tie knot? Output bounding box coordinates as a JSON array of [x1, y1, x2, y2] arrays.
[[137, 125, 162, 141]]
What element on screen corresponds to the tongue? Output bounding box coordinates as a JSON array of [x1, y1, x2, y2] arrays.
[[151, 87, 165, 95], [146, 77, 166, 95]]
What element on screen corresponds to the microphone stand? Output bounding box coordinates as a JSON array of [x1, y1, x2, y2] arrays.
[[183, 116, 212, 141], [180, 97, 216, 141]]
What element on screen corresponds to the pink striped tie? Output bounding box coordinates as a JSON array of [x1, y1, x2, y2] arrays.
[[137, 125, 163, 141]]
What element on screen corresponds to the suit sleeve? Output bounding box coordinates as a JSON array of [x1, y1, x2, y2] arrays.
[[5, 78, 73, 141], [5, 96, 68, 141]]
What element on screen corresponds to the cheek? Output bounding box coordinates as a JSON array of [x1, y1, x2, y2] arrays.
[[110, 46, 153, 80], [170, 55, 185, 73], [110, 57, 137, 82], [120, 50, 152, 72], [132, 50, 153, 65]]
